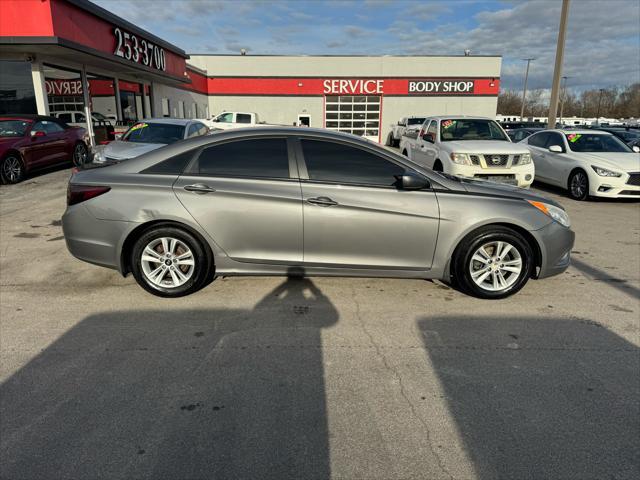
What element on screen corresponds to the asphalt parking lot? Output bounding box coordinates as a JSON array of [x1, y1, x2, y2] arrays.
[[1, 165, 639, 480]]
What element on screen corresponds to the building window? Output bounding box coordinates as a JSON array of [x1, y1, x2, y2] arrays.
[[178, 100, 185, 119], [0, 60, 37, 114], [43, 64, 84, 117], [192, 102, 197, 118], [162, 98, 170, 117], [325, 95, 380, 141]]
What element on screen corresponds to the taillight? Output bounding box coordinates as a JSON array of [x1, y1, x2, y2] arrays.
[[67, 184, 111, 206]]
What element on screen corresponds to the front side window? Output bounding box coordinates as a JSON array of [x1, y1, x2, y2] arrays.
[[122, 122, 185, 144], [0, 120, 31, 137], [565, 133, 632, 153], [427, 121, 438, 139], [196, 138, 289, 178], [440, 119, 509, 142], [187, 123, 200, 138], [215, 112, 233, 123], [547, 132, 565, 149], [301, 139, 404, 187]]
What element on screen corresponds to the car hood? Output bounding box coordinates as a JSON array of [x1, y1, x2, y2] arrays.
[[443, 140, 530, 154], [571, 151, 640, 172], [103, 140, 166, 160], [454, 176, 563, 208]]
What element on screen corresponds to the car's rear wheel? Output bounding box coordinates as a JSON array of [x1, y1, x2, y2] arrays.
[[131, 226, 210, 297], [73, 142, 88, 167], [568, 169, 589, 201], [1, 154, 25, 184], [433, 160, 443, 172], [453, 226, 534, 299]]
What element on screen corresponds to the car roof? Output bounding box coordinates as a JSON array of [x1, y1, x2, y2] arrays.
[[0, 114, 67, 125], [548, 129, 613, 135], [427, 115, 495, 121], [137, 118, 199, 125]]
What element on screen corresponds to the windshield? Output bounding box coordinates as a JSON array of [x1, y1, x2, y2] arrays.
[[565, 133, 632, 153], [93, 112, 107, 120], [121, 122, 185, 144], [440, 119, 509, 142], [0, 120, 30, 137], [407, 118, 426, 126]]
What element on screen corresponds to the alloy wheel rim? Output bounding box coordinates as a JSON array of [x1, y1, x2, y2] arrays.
[[469, 240, 522, 292], [571, 172, 587, 198], [3, 156, 21, 182], [140, 237, 195, 289], [74, 144, 87, 165]]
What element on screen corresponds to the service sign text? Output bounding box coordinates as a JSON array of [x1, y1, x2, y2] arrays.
[[323, 79, 384, 95]]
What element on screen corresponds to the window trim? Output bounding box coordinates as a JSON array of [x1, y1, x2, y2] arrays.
[[294, 136, 430, 190], [183, 135, 298, 182]]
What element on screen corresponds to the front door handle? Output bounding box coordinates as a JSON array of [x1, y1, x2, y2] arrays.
[[184, 183, 216, 194], [306, 196, 338, 207]]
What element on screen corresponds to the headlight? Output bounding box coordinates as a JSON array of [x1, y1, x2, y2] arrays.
[[450, 152, 472, 165], [591, 165, 622, 177], [92, 147, 106, 163], [518, 152, 532, 165], [527, 200, 571, 228]]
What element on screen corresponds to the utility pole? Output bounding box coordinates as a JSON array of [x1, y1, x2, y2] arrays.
[[547, 0, 570, 129], [559, 76, 570, 126], [520, 58, 535, 121], [595, 88, 605, 125]]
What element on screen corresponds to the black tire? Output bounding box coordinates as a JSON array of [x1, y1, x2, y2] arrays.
[[393, 138, 400, 147], [386, 133, 393, 147], [568, 169, 589, 201], [72, 142, 88, 167], [433, 160, 443, 172], [0, 154, 25, 184], [452, 225, 534, 299], [130, 226, 212, 297], [402, 149, 408, 157]]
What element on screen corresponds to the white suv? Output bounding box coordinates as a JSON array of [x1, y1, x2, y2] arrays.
[[400, 116, 534, 188]]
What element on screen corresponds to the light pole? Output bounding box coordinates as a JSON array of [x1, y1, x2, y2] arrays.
[[520, 58, 535, 121], [547, 0, 570, 129], [559, 76, 570, 126], [595, 88, 605, 125]]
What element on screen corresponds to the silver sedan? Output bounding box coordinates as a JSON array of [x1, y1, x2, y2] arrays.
[[62, 127, 575, 299]]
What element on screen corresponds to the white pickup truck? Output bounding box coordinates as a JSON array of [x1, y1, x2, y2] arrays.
[[387, 116, 426, 147], [204, 111, 280, 130], [399, 116, 535, 188]]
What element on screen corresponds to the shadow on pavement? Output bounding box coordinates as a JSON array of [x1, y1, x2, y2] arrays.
[[417, 315, 640, 480], [0, 278, 338, 480], [571, 256, 640, 299]]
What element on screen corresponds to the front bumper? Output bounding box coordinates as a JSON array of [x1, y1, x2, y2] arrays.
[[449, 163, 535, 188], [589, 174, 640, 198], [532, 221, 575, 279]]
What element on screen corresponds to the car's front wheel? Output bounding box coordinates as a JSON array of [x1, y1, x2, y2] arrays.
[[568, 169, 589, 201], [0, 154, 25, 184], [130, 226, 211, 297], [73, 142, 88, 167], [453, 226, 534, 299]]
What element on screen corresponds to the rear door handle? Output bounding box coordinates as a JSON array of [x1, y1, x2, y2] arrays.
[[184, 183, 216, 194], [306, 196, 338, 207]]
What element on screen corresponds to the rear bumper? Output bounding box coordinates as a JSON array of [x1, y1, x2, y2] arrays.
[[62, 204, 133, 272], [532, 221, 575, 279]]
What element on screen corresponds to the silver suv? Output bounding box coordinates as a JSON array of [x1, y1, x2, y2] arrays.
[[62, 127, 574, 299]]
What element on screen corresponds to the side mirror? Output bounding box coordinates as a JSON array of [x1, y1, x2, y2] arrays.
[[548, 145, 564, 153], [397, 172, 429, 190], [633, 146, 640, 153], [398, 121, 403, 126], [31, 130, 46, 138]]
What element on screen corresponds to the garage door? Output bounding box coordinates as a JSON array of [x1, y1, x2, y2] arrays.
[[325, 95, 380, 142]]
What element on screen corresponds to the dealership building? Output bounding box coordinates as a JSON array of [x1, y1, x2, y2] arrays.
[[1, 0, 501, 145]]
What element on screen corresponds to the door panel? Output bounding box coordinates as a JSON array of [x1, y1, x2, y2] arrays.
[[301, 183, 439, 269], [174, 176, 303, 263]]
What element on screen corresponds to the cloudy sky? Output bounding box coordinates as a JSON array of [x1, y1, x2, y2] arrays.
[[94, 0, 640, 92]]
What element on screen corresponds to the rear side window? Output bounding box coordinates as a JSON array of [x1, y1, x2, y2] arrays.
[[236, 114, 252, 124], [141, 150, 195, 175], [196, 138, 289, 179], [528, 132, 550, 147], [301, 139, 404, 187]]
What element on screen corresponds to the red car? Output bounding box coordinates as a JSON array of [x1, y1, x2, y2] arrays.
[[0, 115, 88, 184]]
